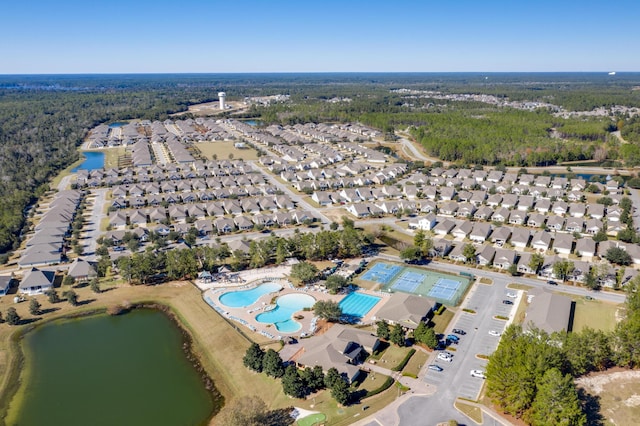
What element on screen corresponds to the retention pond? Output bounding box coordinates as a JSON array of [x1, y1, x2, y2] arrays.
[[6, 309, 218, 426]]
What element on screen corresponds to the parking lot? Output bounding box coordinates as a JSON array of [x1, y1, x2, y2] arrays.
[[422, 282, 517, 400]]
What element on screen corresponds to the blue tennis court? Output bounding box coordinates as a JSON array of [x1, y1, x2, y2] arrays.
[[361, 262, 402, 285], [391, 271, 425, 293], [428, 278, 462, 300]]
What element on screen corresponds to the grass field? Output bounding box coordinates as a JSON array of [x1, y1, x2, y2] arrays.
[[103, 147, 126, 169], [377, 344, 413, 369], [431, 309, 455, 334], [403, 349, 429, 377], [195, 141, 259, 161], [570, 297, 622, 332]]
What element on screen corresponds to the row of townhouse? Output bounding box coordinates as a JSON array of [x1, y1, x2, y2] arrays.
[[19, 190, 82, 268], [108, 174, 269, 197], [108, 196, 297, 228], [443, 240, 638, 286], [77, 159, 252, 183], [76, 164, 262, 189], [106, 210, 314, 239], [423, 167, 621, 194], [409, 214, 636, 260], [111, 186, 279, 208]]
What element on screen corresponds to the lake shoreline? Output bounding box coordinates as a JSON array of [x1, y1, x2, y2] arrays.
[[0, 304, 223, 425]]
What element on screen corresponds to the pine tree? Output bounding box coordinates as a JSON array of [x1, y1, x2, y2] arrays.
[[262, 349, 284, 378], [243, 343, 265, 373], [390, 323, 405, 346], [530, 368, 586, 426], [282, 365, 305, 398]]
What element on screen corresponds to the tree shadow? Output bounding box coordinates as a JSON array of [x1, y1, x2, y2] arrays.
[[261, 407, 295, 426], [578, 388, 605, 426], [39, 307, 61, 315], [77, 298, 96, 306], [19, 317, 42, 325], [73, 282, 89, 289]]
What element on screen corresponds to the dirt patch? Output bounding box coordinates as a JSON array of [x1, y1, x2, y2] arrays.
[[576, 369, 640, 394], [314, 319, 333, 336]]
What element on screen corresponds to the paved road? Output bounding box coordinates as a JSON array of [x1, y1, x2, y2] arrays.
[[80, 188, 107, 261]]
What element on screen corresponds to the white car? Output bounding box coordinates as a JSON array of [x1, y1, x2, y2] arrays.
[[470, 369, 486, 379], [488, 330, 501, 337], [506, 292, 517, 298], [437, 353, 453, 362]]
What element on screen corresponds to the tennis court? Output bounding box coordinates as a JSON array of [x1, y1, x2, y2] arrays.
[[361, 262, 402, 285], [428, 278, 462, 301], [364, 261, 471, 305]]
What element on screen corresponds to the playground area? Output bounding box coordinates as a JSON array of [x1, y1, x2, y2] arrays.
[[361, 261, 471, 305]]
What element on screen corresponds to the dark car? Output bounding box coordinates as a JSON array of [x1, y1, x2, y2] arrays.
[[502, 300, 513, 305], [547, 280, 558, 286], [452, 328, 466, 335]]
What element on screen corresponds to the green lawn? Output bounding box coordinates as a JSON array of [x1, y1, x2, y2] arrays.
[[570, 298, 622, 332], [431, 309, 455, 334], [403, 349, 429, 376], [297, 413, 326, 426], [377, 344, 413, 369]]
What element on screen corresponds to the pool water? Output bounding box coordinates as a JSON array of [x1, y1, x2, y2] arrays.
[[339, 292, 381, 318], [256, 293, 315, 333], [219, 282, 282, 308]]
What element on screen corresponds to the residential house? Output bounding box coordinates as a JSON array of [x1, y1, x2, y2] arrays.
[[474, 206, 494, 221], [575, 238, 596, 259], [510, 228, 531, 249], [19, 268, 55, 296], [452, 221, 473, 240], [553, 233, 574, 256], [517, 252, 537, 274], [527, 213, 546, 228], [433, 219, 455, 236], [67, 258, 97, 281], [546, 215, 565, 232], [491, 227, 512, 246], [569, 203, 586, 218], [0, 276, 13, 296], [532, 231, 552, 252], [470, 222, 492, 243], [494, 248, 517, 270], [408, 214, 437, 231], [477, 245, 496, 266], [565, 218, 584, 234], [508, 210, 527, 225]]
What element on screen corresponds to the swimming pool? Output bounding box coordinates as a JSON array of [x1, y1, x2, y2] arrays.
[[256, 293, 315, 333], [339, 292, 381, 319], [218, 282, 282, 308]]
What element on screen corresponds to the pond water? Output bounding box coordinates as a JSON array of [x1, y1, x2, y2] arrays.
[[71, 151, 105, 172], [8, 309, 218, 426]]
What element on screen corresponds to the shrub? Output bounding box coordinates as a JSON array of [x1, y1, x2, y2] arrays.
[[391, 348, 416, 372]]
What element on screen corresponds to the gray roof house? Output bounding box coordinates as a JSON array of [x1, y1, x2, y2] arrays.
[[295, 324, 379, 383], [67, 258, 98, 281], [525, 288, 573, 334], [0, 276, 13, 296], [373, 293, 435, 330], [19, 268, 55, 296]]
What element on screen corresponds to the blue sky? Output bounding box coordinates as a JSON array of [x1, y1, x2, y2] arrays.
[[2, 0, 638, 73]]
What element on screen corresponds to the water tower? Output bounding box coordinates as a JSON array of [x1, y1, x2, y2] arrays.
[[218, 92, 226, 110]]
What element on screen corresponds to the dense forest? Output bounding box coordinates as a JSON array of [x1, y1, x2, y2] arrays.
[[2, 73, 640, 256]]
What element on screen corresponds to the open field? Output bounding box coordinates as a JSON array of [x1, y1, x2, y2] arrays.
[[195, 141, 259, 161], [576, 369, 640, 426], [103, 147, 127, 169], [570, 297, 622, 332]]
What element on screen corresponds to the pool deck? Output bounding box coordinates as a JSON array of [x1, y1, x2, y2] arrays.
[[202, 280, 391, 340]]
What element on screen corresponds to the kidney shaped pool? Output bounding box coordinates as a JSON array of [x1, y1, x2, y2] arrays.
[[256, 293, 315, 333]]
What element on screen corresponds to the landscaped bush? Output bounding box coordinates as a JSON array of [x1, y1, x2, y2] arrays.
[[364, 376, 394, 398], [391, 348, 416, 372]]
